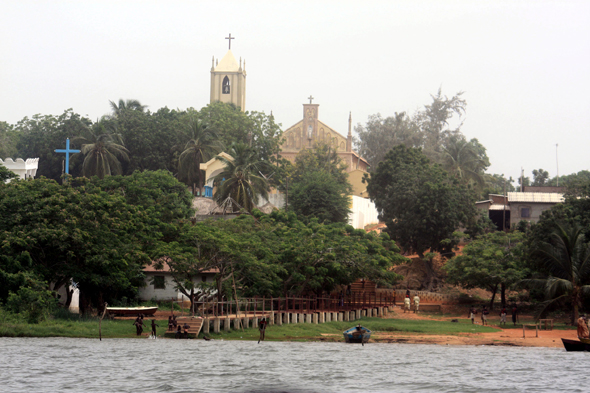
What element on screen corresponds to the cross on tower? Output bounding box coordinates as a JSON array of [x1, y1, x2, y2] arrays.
[[54, 138, 80, 175], [225, 33, 235, 50], [308, 95, 314, 104]]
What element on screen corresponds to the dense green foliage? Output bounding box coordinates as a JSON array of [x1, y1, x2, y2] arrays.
[[444, 231, 528, 309], [525, 222, 590, 323], [0, 171, 194, 315], [366, 145, 477, 258], [288, 142, 352, 223], [156, 211, 405, 305]]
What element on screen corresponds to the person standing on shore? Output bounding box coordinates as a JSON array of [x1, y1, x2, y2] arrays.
[[404, 295, 411, 313], [481, 306, 489, 326], [133, 315, 146, 336], [258, 317, 267, 343], [500, 307, 507, 327], [151, 319, 159, 338], [413, 294, 420, 313], [511, 304, 518, 326], [469, 306, 476, 324]]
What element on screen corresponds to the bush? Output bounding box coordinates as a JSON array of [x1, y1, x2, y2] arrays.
[[6, 286, 58, 324]]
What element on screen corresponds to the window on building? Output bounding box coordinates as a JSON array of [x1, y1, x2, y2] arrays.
[[521, 208, 530, 218], [222, 76, 230, 94], [153, 275, 165, 289], [202, 275, 207, 282]]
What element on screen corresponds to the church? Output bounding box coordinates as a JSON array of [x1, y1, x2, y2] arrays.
[[207, 38, 378, 229]]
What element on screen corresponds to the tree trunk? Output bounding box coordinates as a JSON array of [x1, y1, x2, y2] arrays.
[[489, 283, 498, 310], [501, 283, 506, 307], [422, 257, 438, 291], [572, 291, 579, 326]]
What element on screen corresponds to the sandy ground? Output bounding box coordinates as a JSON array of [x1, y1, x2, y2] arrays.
[[368, 308, 577, 348]]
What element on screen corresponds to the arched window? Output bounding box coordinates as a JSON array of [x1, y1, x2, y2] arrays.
[[222, 76, 230, 94]]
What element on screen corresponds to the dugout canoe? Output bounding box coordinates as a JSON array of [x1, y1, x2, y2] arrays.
[[106, 306, 158, 316], [561, 338, 590, 352], [343, 325, 372, 344]]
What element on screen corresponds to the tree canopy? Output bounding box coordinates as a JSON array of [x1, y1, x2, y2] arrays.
[[444, 231, 528, 309], [366, 144, 477, 258]]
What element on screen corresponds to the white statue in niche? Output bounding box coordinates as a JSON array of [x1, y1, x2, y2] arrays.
[[307, 125, 313, 139]]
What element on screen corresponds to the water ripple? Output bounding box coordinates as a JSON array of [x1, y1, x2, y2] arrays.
[[0, 338, 588, 392]]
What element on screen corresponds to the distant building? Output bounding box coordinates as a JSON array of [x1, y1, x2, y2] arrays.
[[0, 157, 39, 182], [476, 187, 565, 230], [210, 49, 246, 111], [139, 261, 219, 302]]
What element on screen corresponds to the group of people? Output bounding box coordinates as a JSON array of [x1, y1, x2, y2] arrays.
[[468, 304, 518, 326], [133, 314, 159, 337], [403, 290, 420, 313]]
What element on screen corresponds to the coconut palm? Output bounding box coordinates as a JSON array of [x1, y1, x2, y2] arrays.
[[441, 134, 489, 189], [177, 117, 220, 196], [73, 119, 130, 178], [109, 99, 147, 118], [525, 222, 590, 324], [213, 143, 270, 213]]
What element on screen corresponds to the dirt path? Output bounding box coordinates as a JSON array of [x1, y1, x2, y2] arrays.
[[374, 307, 576, 348]]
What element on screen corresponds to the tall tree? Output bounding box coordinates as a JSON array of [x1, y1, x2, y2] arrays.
[[532, 168, 550, 186], [0, 121, 20, 159], [74, 119, 130, 178], [444, 231, 528, 309], [213, 143, 270, 212], [525, 222, 590, 324], [441, 134, 490, 190], [109, 99, 147, 118], [415, 88, 466, 161], [288, 141, 353, 223], [354, 112, 421, 169], [366, 145, 477, 260], [15, 110, 91, 181], [177, 115, 221, 195]]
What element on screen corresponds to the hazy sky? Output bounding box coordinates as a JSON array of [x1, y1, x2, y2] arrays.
[[1, 1, 589, 182]]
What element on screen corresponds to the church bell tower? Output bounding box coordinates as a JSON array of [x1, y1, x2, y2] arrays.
[[210, 34, 246, 111]]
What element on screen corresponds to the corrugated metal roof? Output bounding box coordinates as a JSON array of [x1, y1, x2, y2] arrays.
[[507, 192, 564, 203], [489, 204, 510, 211]]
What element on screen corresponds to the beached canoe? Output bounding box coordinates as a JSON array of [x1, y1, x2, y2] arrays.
[[561, 338, 590, 352], [343, 326, 372, 344], [106, 306, 158, 316]]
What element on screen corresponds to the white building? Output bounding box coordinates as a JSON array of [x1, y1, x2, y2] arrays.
[[0, 157, 39, 182]]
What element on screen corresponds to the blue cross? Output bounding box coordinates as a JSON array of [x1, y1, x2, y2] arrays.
[[54, 138, 80, 175]]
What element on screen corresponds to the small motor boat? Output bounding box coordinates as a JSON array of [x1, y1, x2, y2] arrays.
[[343, 325, 371, 344]]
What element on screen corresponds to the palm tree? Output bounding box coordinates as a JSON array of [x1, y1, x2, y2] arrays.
[[73, 119, 130, 178], [213, 143, 270, 213], [441, 134, 489, 189], [177, 117, 220, 196], [109, 99, 147, 118], [525, 222, 590, 324]]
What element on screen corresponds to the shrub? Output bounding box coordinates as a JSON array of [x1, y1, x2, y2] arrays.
[[6, 286, 57, 324]]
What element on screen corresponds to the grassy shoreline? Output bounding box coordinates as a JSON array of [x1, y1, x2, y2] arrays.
[[0, 315, 502, 340]]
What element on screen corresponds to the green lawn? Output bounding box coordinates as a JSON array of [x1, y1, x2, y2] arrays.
[[1, 313, 501, 340]]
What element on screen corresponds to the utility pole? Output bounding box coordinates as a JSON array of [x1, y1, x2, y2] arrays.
[[556, 144, 559, 187]]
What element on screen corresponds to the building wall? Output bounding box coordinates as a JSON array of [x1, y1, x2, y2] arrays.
[[139, 272, 216, 302], [0, 158, 39, 182], [509, 202, 556, 226], [349, 195, 380, 230]]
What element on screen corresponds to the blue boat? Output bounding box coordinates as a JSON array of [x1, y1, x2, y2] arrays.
[[343, 325, 371, 344]]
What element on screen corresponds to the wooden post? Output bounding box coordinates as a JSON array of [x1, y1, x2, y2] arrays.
[[99, 302, 108, 341]]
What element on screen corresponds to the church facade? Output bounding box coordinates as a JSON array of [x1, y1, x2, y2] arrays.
[[280, 101, 370, 197]]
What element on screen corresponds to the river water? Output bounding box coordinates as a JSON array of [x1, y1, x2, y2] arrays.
[[0, 337, 587, 392]]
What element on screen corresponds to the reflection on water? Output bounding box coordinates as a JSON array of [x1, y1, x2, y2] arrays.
[[0, 337, 588, 392]]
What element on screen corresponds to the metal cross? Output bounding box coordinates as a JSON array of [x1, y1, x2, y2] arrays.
[[225, 33, 235, 50], [54, 138, 80, 175], [308, 95, 314, 104]]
